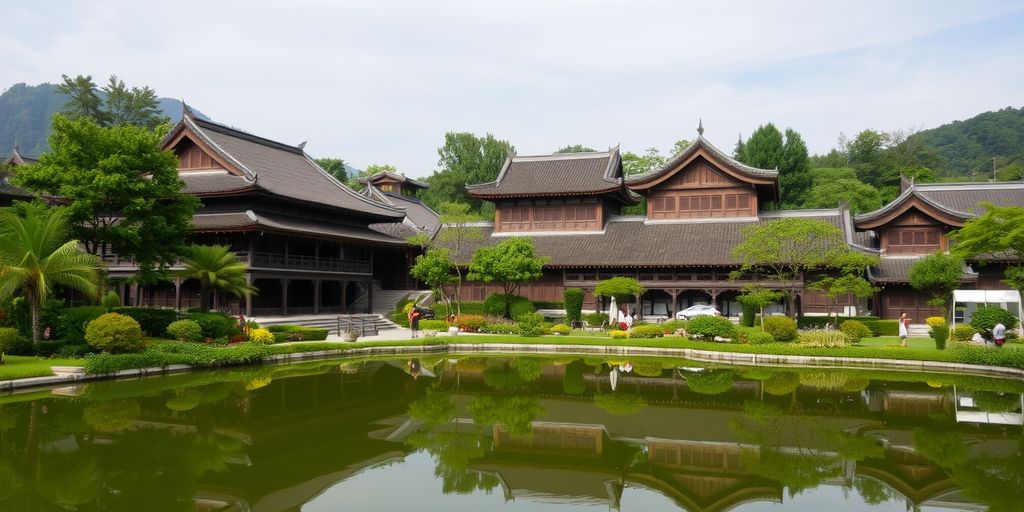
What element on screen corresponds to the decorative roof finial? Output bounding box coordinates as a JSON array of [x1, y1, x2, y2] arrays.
[[181, 99, 194, 119], [13, 136, 19, 153], [697, 118, 704, 136], [298, 141, 307, 150]]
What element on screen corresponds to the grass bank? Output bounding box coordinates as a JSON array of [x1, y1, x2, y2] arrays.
[[0, 356, 81, 380]]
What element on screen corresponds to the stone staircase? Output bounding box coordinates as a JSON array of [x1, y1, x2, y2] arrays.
[[253, 313, 400, 334], [908, 323, 930, 337], [350, 284, 433, 314]]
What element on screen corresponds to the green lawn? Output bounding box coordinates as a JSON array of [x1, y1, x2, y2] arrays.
[[0, 356, 80, 381]]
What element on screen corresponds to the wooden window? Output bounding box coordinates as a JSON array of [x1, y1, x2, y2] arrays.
[[886, 227, 943, 254]]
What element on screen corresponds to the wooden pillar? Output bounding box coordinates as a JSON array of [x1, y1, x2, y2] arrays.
[[247, 237, 255, 266], [245, 274, 253, 317], [366, 279, 374, 314], [669, 289, 680, 315], [174, 278, 182, 311], [281, 278, 289, 316], [341, 280, 348, 313], [313, 279, 321, 315], [284, 238, 290, 268], [131, 283, 140, 306]]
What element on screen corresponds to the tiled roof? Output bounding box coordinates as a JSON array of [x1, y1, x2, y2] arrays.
[[466, 148, 637, 202], [358, 171, 429, 189], [625, 136, 778, 184], [192, 210, 406, 246], [364, 185, 441, 237], [443, 209, 857, 267], [855, 181, 1024, 224], [869, 256, 978, 284], [170, 115, 404, 221], [179, 170, 255, 195]]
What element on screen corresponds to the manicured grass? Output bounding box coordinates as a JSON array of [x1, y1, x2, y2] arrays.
[[0, 355, 80, 380], [858, 336, 935, 349]]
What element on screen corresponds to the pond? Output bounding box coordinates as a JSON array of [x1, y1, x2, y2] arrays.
[[1, 355, 1023, 511]]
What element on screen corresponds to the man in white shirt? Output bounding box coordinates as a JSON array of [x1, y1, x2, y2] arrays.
[[993, 322, 1006, 347]]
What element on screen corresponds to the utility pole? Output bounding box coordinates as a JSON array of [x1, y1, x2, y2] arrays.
[[994, 157, 997, 181]]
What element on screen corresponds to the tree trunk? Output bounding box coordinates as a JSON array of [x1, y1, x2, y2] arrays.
[[199, 281, 211, 312], [29, 293, 42, 343]]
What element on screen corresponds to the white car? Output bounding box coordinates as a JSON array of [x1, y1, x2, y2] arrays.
[[675, 305, 721, 320]]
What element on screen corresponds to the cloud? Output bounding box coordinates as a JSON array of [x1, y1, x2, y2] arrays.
[[2, 0, 1022, 177]]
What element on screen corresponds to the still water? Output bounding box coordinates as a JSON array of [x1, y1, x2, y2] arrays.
[[1, 355, 1023, 511]]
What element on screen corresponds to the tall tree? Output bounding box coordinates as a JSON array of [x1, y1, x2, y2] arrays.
[[739, 124, 812, 206], [908, 252, 963, 320], [731, 218, 877, 317], [670, 139, 692, 157], [176, 245, 257, 312], [948, 204, 1024, 290], [738, 123, 784, 170], [315, 157, 348, 183], [409, 202, 482, 316], [55, 74, 106, 124], [808, 274, 877, 324], [555, 144, 595, 153], [423, 132, 514, 213], [467, 237, 547, 297], [621, 147, 666, 175], [101, 75, 168, 130], [0, 207, 104, 342], [801, 172, 884, 213], [14, 115, 199, 283]]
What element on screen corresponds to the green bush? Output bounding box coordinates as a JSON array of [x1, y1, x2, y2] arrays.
[[686, 316, 738, 341], [686, 370, 735, 395], [864, 320, 899, 336], [763, 316, 798, 342], [953, 324, 976, 343], [431, 301, 486, 319], [266, 325, 329, 343], [839, 320, 872, 343], [532, 301, 564, 309], [517, 313, 548, 337], [7, 297, 64, 340], [659, 319, 688, 332], [166, 319, 203, 343], [747, 331, 775, 345], [550, 323, 571, 335], [970, 305, 1018, 341], [798, 329, 851, 348], [630, 325, 664, 338], [509, 296, 536, 320], [57, 306, 106, 344], [609, 329, 629, 339], [0, 327, 32, 356], [483, 294, 510, 317], [85, 313, 144, 354], [111, 307, 179, 336], [248, 328, 275, 344], [83, 342, 271, 374], [54, 343, 94, 358], [420, 319, 449, 331], [184, 312, 239, 339], [931, 325, 949, 350], [584, 312, 609, 327], [455, 314, 487, 332], [797, 315, 879, 329], [739, 302, 756, 327], [480, 323, 520, 335], [564, 288, 584, 323], [101, 291, 122, 310]]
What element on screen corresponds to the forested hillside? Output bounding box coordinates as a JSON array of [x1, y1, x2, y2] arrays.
[[0, 82, 201, 157], [915, 106, 1024, 178]]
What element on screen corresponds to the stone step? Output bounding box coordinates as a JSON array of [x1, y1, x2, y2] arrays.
[[251, 314, 399, 334]]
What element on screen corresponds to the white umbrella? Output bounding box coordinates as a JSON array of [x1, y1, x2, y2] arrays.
[[608, 296, 618, 324]]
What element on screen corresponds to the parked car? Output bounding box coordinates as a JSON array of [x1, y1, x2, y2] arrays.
[[675, 305, 721, 320]]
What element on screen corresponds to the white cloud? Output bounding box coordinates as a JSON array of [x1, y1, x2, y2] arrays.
[[1, 0, 1022, 176]]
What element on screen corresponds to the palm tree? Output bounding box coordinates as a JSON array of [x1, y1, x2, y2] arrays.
[[0, 207, 103, 342], [177, 244, 256, 312]]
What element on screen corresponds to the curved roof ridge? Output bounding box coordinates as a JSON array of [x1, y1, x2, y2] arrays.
[[191, 116, 304, 155], [182, 115, 257, 180], [302, 153, 406, 214], [625, 135, 777, 184]]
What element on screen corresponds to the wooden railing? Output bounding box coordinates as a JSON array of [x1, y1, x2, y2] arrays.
[[240, 251, 371, 273]]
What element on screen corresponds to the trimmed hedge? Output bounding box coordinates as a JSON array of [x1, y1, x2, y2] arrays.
[[456, 314, 487, 332], [747, 331, 775, 345], [864, 320, 899, 336], [248, 328, 275, 344], [763, 316, 798, 342], [167, 319, 203, 343], [797, 315, 879, 329], [431, 301, 486, 318], [953, 324, 976, 342], [83, 341, 271, 374], [0, 327, 32, 356], [265, 325, 329, 343], [630, 325, 665, 339], [85, 313, 144, 354], [111, 307, 179, 337], [184, 312, 240, 339], [420, 319, 449, 331], [687, 316, 737, 341], [57, 306, 106, 345], [509, 296, 536, 320], [971, 305, 1019, 341], [564, 288, 584, 323], [550, 324, 571, 335], [584, 312, 610, 327], [532, 301, 564, 310]]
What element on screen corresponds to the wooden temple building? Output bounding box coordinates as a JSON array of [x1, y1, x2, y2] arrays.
[[457, 126, 1024, 320]]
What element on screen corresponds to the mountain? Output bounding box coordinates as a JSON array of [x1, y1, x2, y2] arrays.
[[915, 106, 1024, 177], [0, 82, 206, 158]]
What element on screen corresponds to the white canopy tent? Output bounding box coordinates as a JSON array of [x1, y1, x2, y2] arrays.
[[950, 289, 1023, 332]]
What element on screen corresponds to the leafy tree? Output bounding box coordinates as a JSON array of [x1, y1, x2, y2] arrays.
[[731, 218, 878, 317], [409, 248, 457, 315], [621, 147, 666, 175], [593, 277, 645, 305], [411, 202, 482, 316], [738, 123, 784, 169], [737, 285, 784, 331], [176, 245, 257, 312], [738, 124, 812, 206], [808, 274, 877, 323], [466, 237, 547, 297], [801, 177, 884, 213], [0, 207, 103, 341], [555, 144, 595, 153], [315, 157, 347, 183], [423, 132, 514, 213], [949, 204, 1024, 290], [908, 252, 963, 318], [15, 115, 199, 283], [670, 139, 691, 157], [56, 74, 167, 129]]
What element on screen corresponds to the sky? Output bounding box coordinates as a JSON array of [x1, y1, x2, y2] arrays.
[[2, 0, 1023, 178]]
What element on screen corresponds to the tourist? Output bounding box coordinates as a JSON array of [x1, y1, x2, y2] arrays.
[[625, 312, 634, 330], [409, 303, 422, 339], [897, 309, 913, 346], [994, 322, 1007, 347]]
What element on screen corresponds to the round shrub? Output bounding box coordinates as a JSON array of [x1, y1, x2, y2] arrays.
[[550, 323, 571, 335], [166, 319, 203, 343], [747, 331, 775, 345], [797, 329, 851, 348], [183, 311, 239, 339], [455, 314, 487, 332], [686, 316, 737, 341], [483, 293, 508, 317], [839, 320, 871, 343], [58, 306, 107, 345], [248, 328, 275, 345], [630, 325, 664, 339], [763, 316, 798, 342], [609, 329, 629, 339], [101, 291, 122, 309], [659, 319, 688, 333], [0, 327, 32, 356], [584, 312, 610, 327], [953, 324, 977, 343], [85, 313, 144, 354], [509, 296, 536, 320], [686, 370, 735, 395], [970, 305, 1018, 341], [517, 313, 548, 337]]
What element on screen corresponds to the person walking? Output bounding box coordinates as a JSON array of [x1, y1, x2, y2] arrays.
[[408, 303, 422, 339], [994, 321, 1007, 347], [899, 312, 910, 347]]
